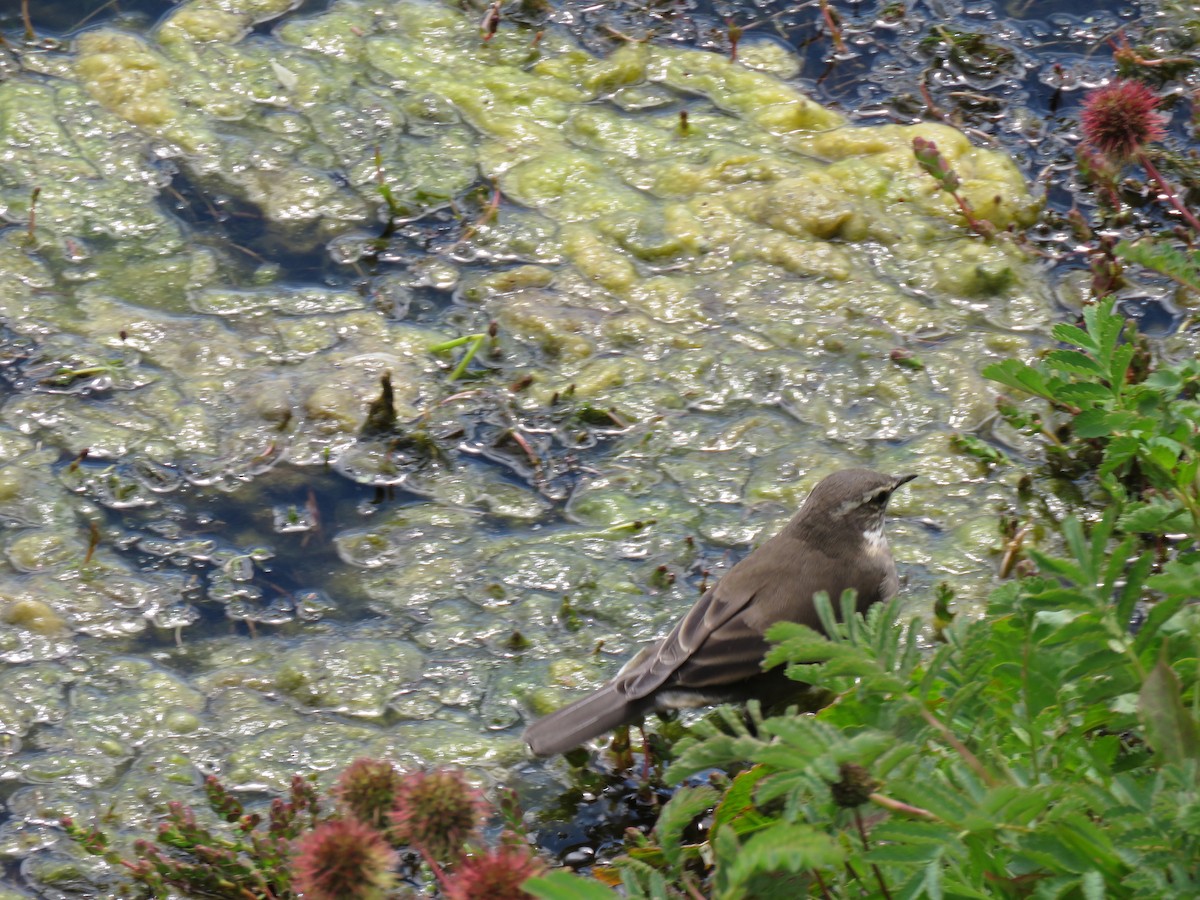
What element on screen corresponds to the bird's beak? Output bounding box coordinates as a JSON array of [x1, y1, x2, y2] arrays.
[[891, 473, 918, 490]]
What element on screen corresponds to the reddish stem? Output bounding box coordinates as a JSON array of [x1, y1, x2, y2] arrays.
[[1138, 151, 1200, 234], [819, 0, 847, 54]]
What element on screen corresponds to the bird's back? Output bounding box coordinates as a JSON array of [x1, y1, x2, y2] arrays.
[[646, 528, 896, 695]]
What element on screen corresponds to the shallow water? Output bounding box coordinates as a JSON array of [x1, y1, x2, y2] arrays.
[[0, 0, 1186, 892]]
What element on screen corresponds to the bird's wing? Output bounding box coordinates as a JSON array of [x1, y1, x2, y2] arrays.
[[615, 533, 802, 699]]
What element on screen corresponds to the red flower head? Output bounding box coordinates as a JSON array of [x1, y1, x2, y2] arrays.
[[389, 768, 488, 864], [291, 818, 397, 900], [334, 758, 404, 830], [444, 843, 545, 900], [1080, 79, 1167, 163]]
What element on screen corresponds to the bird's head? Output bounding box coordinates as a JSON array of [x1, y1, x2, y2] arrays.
[[796, 469, 917, 545]]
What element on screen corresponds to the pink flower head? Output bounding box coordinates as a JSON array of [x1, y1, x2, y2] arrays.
[[444, 843, 545, 900], [291, 818, 397, 900], [1080, 79, 1167, 163], [389, 768, 488, 864], [334, 758, 404, 830]]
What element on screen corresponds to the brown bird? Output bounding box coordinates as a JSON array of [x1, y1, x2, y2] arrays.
[[523, 468, 916, 757]]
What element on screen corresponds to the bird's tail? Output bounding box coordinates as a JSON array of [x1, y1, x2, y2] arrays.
[[523, 683, 645, 757]]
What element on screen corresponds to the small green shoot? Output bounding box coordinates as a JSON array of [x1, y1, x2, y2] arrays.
[[430, 322, 498, 381], [912, 136, 996, 237]]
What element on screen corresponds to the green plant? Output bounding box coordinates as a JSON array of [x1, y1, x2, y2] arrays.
[[64, 774, 319, 899], [984, 296, 1200, 540], [912, 137, 996, 238], [523, 297, 1200, 898], [431, 322, 498, 381], [527, 524, 1200, 898], [1115, 238, 1200, 296]]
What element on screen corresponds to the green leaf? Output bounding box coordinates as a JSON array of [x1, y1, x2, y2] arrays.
[[1099, 435, 1140, 479], [1142, 436, 1182, 473], [1082, 297, 1123, 360], [1138, 651, 1200, 766], [1081, 869, 1105, 900], [722, 824, 843, 891], [1144, 367, 1184, 393], [713, 766, 773, 837], [667, 733, 765, 784], [525, 871, 622, 900], [1147, 561, 1200, 600], [1045, 349, 1104, 377], [864, 841, 944, 864], [982, 359, 1051, 399], [762, 623, 837, 669], [1055, 382, 1115, 406], [1050, 322, 1100, 353], [1115, 551, 1154, 629], [1072, 408, 1117, 438], [1118, 501, 1190, 535], [922, 858, 944, 900], [1026, 549, 1087, 586], [1115, 238, 1200, 293], [653, 785, 720, 870]]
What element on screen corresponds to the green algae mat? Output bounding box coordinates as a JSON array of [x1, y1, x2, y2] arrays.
[[0, 0, 1052, 889]]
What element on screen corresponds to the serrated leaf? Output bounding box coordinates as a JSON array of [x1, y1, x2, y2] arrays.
[[1144, 368, 1184, 393], [1118, 501, 1189, 535], [1054, 382, 1114, 406], [1045, 349, 1104, 377], [922, 858, 944, 900], [1108, 343, 1135, 393], [713, 766, 773, 837], [666, 733, 764, 784], [1115, 238, 1200, 293], [1051, 322, 1100, 353], [870, 820, 958, 847], [1143, 436, 1182, 473], [722, 823, 843, 890], [865, 841, 943, 864], [1026, 549, 1087, 585], [1099, 435, 1140, 478], [1139, 651, 1200, 766], [653, 785, 720, 869], [1072, 408, 1116, 438], [1083, 297, 1123, 358], [982, 359, 1051, 398], [525, 870, 623, 900]]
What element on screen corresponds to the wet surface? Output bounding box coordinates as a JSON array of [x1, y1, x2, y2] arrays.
[[0, 0, 1194, 892]]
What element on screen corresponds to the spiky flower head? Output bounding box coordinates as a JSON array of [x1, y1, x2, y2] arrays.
[[1080, 79, 1166, 163], [335, 758, 404, 830], [444, 842, 544, 900], [389, 768, 487, 864], [830, 762, 880, 809], [291, 818, 398, 900]]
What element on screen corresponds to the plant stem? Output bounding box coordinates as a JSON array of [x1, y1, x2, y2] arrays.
[[917, 704, 999, 787], [429, 333, 481, 353], [854, 809, 894, 900], [26, 186, 39, 244], [21, 0, 35, 41], [448, 333, 485, 381], [819, 0, 846, 54], [1022, 635, 1042, 783], [1137, 152, 1200, 234], [868, 792, 939, 821], [813, 868, 834, 899]]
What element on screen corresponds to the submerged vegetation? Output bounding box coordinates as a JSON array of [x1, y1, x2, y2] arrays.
[[0, 0, 1197, 896]]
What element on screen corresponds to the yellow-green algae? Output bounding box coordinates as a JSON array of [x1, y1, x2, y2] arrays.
[[0, 0, 1059, 886]]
